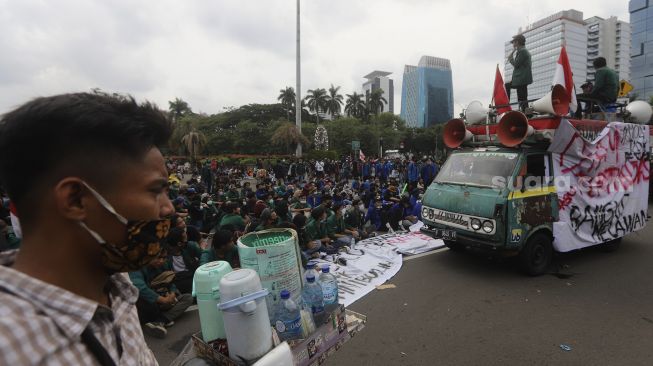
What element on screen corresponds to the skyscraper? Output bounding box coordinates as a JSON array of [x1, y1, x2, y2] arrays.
[[504, 10, 587, 102], [401, 56, 453, 128], [585, 16, 631, 83], [362, 71, 394, 114], [629, 0, 653, 100]]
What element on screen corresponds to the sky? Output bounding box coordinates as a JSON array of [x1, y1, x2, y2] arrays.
[[0, 0, 630, 118]]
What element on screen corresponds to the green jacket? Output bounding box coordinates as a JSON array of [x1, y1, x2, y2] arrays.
[[169, 241, 202, 272], [129, 264, 177, 304], [199, 246, 240, 268], [509, 47, 532, 86], [304, 218, 328, 241], [327, 213, 346, 238], [225, 190, 240, 202], [592, 67, 619, 103], [219, 213, 245, 231]]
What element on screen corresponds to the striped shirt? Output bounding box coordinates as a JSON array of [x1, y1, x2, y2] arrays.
[[0, 250, 158, 365]]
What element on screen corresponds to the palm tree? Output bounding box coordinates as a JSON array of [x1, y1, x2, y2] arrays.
[[169, 98, 192, 121], [271, 122, 311, 153], [305, 88, 328, 123], [325, 84, 344, 118], [367, 89, 388, 116], [345, 92, 366, 118], [181, 129, 207, 162], [277, 87, 296, 120]]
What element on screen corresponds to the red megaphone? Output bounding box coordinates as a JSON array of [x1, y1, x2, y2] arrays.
[[443, 118, 472, 148], [497, 111, 534, 147]]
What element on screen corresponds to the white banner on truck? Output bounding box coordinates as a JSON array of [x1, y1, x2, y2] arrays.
[[549, 120, 650, 252]]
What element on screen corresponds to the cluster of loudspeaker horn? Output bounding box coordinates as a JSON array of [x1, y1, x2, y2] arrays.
[[444, 84, 570, 149]]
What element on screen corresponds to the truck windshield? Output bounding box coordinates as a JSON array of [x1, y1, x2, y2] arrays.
[[434, 152, 519, 188]]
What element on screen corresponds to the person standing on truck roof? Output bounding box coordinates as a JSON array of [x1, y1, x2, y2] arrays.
[[505, 34, 532, 112]]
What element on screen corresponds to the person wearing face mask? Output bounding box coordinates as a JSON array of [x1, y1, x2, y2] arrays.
[[365, 197, 384, 231], [0, 93, 172, 364], [326, 203, 355, 247], [304, 206, 333, 252], [129, 245, 193, 339], [345, 199, 368, 240], [289, 193, 311, 217], [163, 227, 202, 294]]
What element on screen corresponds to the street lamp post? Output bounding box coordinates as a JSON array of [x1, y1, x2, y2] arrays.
[[295, 0, 302, 157]]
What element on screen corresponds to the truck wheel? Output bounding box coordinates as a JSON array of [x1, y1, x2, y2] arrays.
[[600, 238, 622, 253], [444, 240, 465, 252], [519, 233, 552, 276]]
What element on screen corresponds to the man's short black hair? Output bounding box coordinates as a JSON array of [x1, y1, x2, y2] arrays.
[[592, 57, 607, 69], [166, 227, 185, 246], [0, 92, 172, 222], [211, 230, 233, 250]]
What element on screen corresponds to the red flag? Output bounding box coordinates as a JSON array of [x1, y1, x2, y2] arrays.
[[492, 65, 511, 115], [359, 150, 365, 161], [553, 46, 578, 113]]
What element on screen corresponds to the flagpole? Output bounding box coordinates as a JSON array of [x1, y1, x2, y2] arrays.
[[295, 0, 302, 157]]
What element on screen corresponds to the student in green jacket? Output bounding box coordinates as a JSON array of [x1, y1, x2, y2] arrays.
[[219, 202, 245, 232], [166, 227, 202, 294], [129, 245, 193, 338], [199, 229, 240, 269], [305, 206, 333, 252], [589, 57, 619, 105], [327, 203, 354, 248], [505, 34, 533, 111]]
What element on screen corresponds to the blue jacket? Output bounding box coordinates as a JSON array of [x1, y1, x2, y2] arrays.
[[408, 162, 420, 182], [362, 163, 370, 177], [421, 163, 436, 183], [364, 205, 382, 230]]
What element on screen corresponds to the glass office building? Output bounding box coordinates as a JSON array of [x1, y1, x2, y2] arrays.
[[629, 0, 653, 100], [401, 56, 453, 128]]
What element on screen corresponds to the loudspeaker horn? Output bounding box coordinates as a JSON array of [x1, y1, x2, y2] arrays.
[[443, 118, 473, 148], [465, 100, 488, 124], [497, 111, 534, 147], [625, 100, 653, 124], [532, 84, 570, 116]]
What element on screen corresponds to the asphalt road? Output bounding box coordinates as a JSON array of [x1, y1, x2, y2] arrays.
[[147, 204, 653, 366]]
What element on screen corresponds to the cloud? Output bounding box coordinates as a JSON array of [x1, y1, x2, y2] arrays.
[[0, 0, 631, 118]]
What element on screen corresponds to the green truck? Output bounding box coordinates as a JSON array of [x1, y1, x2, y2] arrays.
[[420, 110, 651, 275]]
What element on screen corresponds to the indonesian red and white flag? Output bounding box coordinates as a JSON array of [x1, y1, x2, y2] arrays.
[[492, 65, 511, 115], [9, 201, 22, 239], [359, 150, 365, 161], [552, 46, 578, 113]]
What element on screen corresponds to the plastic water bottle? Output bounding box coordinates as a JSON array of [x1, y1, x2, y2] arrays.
[[318, 265, 339, 312], [305, 261, 319, 284], [301, 274, 326, 325], [272, 290, 303, 342], [350, 236, 356, 250]]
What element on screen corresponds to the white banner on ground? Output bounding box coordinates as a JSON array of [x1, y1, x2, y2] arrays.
[[311, 232, 444, 306], [549, 120, 650, 252]]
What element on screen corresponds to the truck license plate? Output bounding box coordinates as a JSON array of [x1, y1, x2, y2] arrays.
[[434, 228, 457, 241]]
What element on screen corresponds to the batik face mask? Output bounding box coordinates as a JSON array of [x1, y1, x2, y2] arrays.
[[78, 182, 171, 273]]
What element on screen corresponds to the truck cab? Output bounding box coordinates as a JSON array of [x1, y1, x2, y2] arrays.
[[421, 145, 558, 275]]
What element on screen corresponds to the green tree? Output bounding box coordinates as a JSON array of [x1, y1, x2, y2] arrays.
[[181, 130, 207, 162], [367, 89, 388, 116], [169, 98, 192, 120], [345, 92, 366, 118], [271, 121, 310, 154], [277, 87, 296, 120], [305, 88, 328, 123], [325, 84, 344, 118]]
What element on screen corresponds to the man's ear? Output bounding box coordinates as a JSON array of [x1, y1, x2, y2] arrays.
[[53, 178, 89, 221]]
